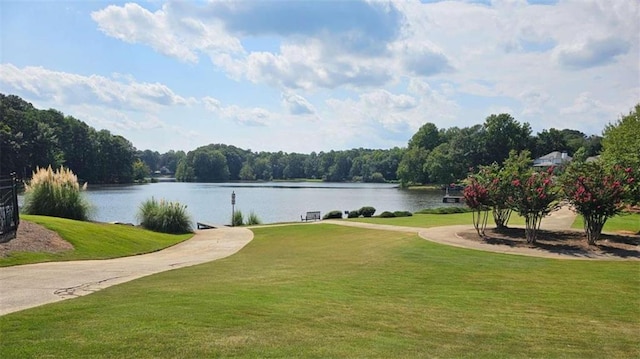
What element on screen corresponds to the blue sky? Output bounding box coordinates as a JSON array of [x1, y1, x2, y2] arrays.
[[1, 0, 638, 153]]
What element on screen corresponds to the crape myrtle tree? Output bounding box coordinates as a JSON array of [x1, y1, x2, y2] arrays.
[[508, 166, 561, 244], [463, 175, 490, 237], [561, 160, 635, 245], [467, 150, 560, 244], [467, 151, 532, 231], [479, 163, 512, 229]]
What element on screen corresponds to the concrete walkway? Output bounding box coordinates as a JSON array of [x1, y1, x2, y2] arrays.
[[0, 226, 253, 316]]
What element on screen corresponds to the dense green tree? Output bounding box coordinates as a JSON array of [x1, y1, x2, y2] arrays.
[[397, 147, 429, 186], [408, 122, 442, 150], [1, 94, 136, 183], [601, 104, 640, 170], [159, 150, 185, 174], [534, 128, 567, 157], [133, 159, 151, 181], [253, 157, 272, 180], [482, 113, 532, 165], [600, 104, 640, 204], [283, 153, 306, 179], [304, 152, 320, 179], [239, 161, 256, 181], [191, 149, 230, 182], [175, 158, 195, 182], [138, 150, 161, 172]]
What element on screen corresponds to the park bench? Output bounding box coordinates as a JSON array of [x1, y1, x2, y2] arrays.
[[301, 211, 321, 222]]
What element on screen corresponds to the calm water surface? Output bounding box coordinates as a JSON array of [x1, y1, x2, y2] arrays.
[[26, 182, 461, 225]]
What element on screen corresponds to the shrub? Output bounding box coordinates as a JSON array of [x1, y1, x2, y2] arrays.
[[22, 166, 92, 221], [379, 211, 396, 218], [246, 211, 262, 225], [416, 207, 472, 214], [369, 172, 386, 183], [137, 197, 193, 234], [232, 210, 244, 226], [323, 210, 343, 219], [347, 209, 361, 218], [359, 206, 376, 218], [393, 210, 413, 217]]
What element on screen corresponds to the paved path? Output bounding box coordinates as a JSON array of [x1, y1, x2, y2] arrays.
[[0, 227, 253, 316]]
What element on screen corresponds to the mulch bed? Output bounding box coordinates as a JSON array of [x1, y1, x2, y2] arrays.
[[459, 227, 640, 259], [0, 220, 74, 258]]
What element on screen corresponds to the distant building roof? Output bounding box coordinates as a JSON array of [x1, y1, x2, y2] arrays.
[[533, 151, 572, 167]]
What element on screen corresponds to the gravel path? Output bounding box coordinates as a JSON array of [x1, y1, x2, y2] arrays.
[[0, 226, 253, 316]]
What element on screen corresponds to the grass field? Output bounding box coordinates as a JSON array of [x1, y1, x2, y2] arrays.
[[0, 215, 193, 267], [1, 224, 637, 358]]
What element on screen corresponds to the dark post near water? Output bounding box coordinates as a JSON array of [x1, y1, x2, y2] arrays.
[[231, 191, 236, 226]]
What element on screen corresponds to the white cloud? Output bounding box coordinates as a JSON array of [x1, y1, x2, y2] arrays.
[[281, 92, 316, 115], [89, 1, 454, 90], [202, 96, 270, 126], [0, 64, 193, 112], [555, 36, 631, 69], [91, 2, 243, 63]]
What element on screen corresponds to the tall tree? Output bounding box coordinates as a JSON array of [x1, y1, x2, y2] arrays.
[[601, 104, 640, 170], [482, 113, 532, 165], [408, 122, 442, 150]]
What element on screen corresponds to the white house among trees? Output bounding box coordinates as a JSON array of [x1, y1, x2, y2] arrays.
[[533, 151, 572, 168]]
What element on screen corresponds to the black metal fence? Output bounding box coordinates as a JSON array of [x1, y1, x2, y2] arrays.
[[0, 174, 20, 243]]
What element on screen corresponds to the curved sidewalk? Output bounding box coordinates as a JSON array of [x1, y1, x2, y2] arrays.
[[0, 226, 253, 316]]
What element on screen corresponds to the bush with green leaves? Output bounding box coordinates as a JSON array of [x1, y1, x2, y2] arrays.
[[347, 209, 361, 218], [323, 210, 343, 219], [232, 210, 244, 226], [379, 211, 396, 218], [22, 166, 92, 221], [137, 197, 193, 234], [393, 210, 413, 217], [358, 206, 376, 218], [415, 207, 472, 214]]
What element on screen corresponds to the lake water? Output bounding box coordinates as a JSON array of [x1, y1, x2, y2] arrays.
[[23, 182, 462, 225]]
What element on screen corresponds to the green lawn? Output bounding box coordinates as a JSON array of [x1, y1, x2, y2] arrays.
[[1, 224, 637, 358], [0, 215, 193, 267]]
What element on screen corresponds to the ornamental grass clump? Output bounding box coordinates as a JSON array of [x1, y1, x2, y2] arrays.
[[232, 210, 244, 226], [137, 197, 193, 234], [246, 211, 262, 225], [22, 166, 92, 221]]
